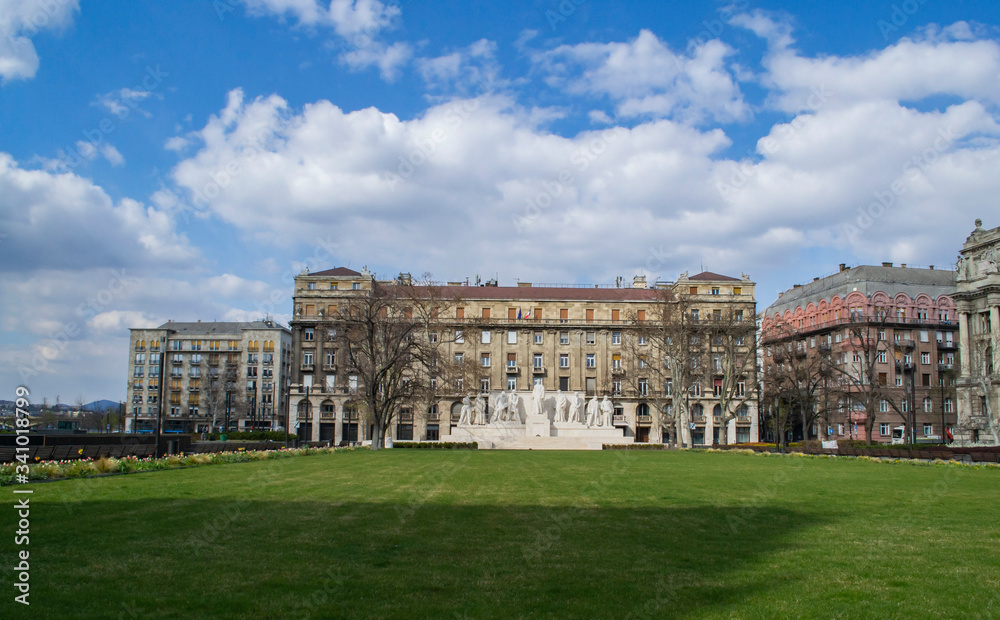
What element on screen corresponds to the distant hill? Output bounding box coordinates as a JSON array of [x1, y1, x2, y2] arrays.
[[83, 400, 120, 412]]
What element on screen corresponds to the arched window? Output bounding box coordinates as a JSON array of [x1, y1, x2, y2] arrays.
[[713, 404, 722, 418], [691, 404, 704, 417]]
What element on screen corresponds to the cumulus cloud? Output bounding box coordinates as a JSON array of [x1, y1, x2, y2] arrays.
[[0, 153, 196, 272], [532, 29, 750, 125], [732, 11, 1000, 113], [0, 0, 79, 82], [240, 0, 408, 79], [341, 40, 411, 81], [416, 39, 504, 96]]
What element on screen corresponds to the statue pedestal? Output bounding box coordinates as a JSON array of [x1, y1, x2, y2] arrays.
[[525, 414, 551, 438]]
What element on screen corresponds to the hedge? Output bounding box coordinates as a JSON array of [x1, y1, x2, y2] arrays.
[[391, 442, 478, 450]]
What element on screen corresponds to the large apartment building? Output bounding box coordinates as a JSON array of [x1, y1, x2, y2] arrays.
[[288, 267, 758, 447], [954, 219, 1000, 445], [125, 320, 293, 434], [762, 263, 958, 443]]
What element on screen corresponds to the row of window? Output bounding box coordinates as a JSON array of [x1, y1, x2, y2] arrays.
[[304, 281, 362, 291]]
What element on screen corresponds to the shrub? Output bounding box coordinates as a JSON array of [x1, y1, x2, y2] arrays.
[[207, 431, 288, 442], [392, 442, 478, 450], [602, 444, 668, 450]]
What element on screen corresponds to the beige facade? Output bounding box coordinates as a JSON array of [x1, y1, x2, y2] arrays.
[[289, 267, 758, 446], [125, 320, 292, 434], [954, 219, 1000, 445]]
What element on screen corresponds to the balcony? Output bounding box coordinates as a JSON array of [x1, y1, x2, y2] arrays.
[[636, 414, 652, 424], [189, 387, 199, 393], [612, 415, 628, 427], [611, 366, 625, 375], [323, 364, 337, 372], [301, 364, 315, 372], [171, 359, 183, 365], [937, 341, 957, 350], [532, 366, 546, 374], [505, 365, 519, 374], [189, 359, 201, 365], [692, 415, 706, 424], [938, 363, 955, 372]]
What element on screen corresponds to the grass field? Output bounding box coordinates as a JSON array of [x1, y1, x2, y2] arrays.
[[3, 450, 1000, 619]]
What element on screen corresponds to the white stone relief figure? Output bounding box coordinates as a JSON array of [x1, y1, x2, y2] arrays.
[[508, 391, 521, 422], [458, 396, 472, 425], [586, 395, 600, 427], [532, 382, 546, 417], [474, 394, 486, 425], [568, 392, 583, 424], [956, 255, 969, 281], [492, 391, 508, 423], [985, 247, 999, 274], [555, 391, 568, 422], [600, 396, 614, 428]]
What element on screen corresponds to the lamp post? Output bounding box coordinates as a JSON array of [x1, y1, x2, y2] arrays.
[[283, 380, 290, 449]]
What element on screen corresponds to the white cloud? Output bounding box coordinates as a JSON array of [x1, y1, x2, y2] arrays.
[[533, 29, 749, 125], [241, 0, 400, 40], [0, 153, 196, 272], [341, 40, 411, 81], [93, 87, 156, 119], [416, 39, 502, 96], [733, 12, 1000, 113], [0, 0, 79, 82]]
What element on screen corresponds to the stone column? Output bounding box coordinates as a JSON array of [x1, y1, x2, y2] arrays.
[[992, 305, 1000, 373], [705, 407, 714, 446], [958, 311, 972, 377], [311, 395, 321, 442]]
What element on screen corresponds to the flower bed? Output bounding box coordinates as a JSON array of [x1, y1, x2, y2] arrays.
[[0, 445, 363, 486]]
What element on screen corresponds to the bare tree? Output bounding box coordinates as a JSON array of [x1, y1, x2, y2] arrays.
[[762, 321, 838, 444], [705, 308, 758, 445], [826, 313, 906, 444], [630, 290, 708, 447], [337, 280, 461, 449]]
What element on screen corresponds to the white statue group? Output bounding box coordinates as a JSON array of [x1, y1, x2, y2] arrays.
[[459, 383, 614, 428]]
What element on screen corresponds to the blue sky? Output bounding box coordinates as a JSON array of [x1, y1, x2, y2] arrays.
[[2, 0, 1000, 403]]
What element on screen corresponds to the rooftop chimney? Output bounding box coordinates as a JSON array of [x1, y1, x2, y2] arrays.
[[813, 277, 820, 282], [882, 262, 893, 268], [901, 263, 907, 268], [839, 263, 847, 272], [632, 275, 648, 289]]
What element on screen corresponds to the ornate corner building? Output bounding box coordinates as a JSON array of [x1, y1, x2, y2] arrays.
[[954, 219, 1000, 445], [762, 263, 958, 443], [288, 267, 758, 447]]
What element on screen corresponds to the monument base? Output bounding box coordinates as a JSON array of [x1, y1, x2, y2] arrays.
[[441, 418, 633, 450]]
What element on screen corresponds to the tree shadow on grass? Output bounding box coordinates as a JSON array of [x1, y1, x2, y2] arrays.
[[17, 498, 823, 619]]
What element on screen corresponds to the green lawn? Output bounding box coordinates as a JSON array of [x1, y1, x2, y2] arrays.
[[3, 451, 1000, 619]]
